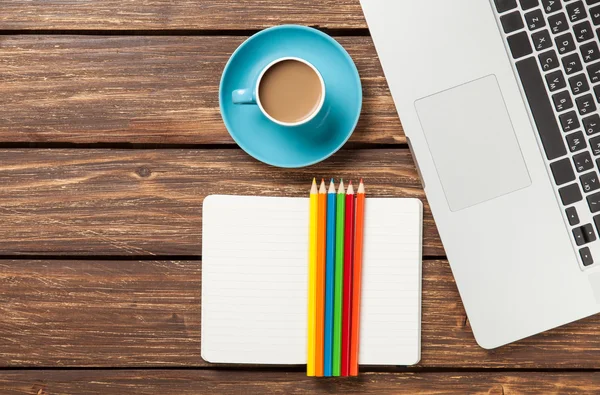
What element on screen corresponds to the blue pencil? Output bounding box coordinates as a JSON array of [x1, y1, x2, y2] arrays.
[[324, 179, 337, 376]]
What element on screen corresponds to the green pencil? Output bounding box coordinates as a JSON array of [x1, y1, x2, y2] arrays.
[[332, 179, 346, 376]]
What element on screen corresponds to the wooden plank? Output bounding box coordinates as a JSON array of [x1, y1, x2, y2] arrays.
[[0, 260, 202, 367], [3, 260, 600, 368], [0, 148, 440, 256], [2, 370, 600, 394], [0, 1, 367, 30], [0, 36, 402, 144]]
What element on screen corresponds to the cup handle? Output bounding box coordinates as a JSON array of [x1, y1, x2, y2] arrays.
[[232, 88, 256, 105]]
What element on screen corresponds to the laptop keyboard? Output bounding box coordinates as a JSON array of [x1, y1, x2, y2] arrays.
[[494, 0, 600, 268]]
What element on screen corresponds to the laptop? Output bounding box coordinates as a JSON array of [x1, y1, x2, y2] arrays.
[[361, 0, 600, 349]]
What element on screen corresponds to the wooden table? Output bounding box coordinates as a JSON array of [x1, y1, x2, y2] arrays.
[[1, 1, 600, 393]]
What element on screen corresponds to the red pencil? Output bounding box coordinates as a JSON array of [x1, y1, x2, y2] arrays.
[[350, 179, 365, 376], [341, 181, 355, 376]]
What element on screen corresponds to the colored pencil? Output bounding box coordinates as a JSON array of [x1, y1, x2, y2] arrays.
[[307, 178, 318, 376], [341, 181, 355, 376], [350, 180, 365, 376], [324, 179, 337, 377], [315, 180, 327, 376], [332, 179, 345, 376]]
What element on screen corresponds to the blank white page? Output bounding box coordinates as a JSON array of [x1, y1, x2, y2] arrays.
[[201, 195, 422, 365]]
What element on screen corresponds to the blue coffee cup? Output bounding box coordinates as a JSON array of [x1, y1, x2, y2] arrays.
[[232, 56, 326, 127]]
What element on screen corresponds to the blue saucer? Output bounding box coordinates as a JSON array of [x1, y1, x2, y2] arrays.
[[219, 25, 362, 168]]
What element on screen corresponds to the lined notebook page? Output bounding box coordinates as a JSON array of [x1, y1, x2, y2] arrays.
[[201, 195, 422, 365]]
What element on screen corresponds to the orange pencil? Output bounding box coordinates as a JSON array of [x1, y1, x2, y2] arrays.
[[315, 179, 327, 376], [350, 179, 365, 376]]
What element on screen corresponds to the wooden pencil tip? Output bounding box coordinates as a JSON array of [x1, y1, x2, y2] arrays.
[[338, 179, 345, 193], [328, 180, 336, 193], [312, 178, 316, 185], [347, 182, 354, 194], [319, 180, 327, 193]]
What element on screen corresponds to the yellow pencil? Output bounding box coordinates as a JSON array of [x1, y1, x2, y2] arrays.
[[307, 178, 318, 376]]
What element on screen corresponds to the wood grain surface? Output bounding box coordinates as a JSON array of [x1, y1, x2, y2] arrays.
[[0, 1, 367, 31], [2, 370, 600, 395], [2, 259, 600, 368], [0, 148, 440, 256], [0, 35, 402, 144]]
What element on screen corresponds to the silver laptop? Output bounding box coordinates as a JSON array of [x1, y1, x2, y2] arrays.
[[361, 0, 600, 348]]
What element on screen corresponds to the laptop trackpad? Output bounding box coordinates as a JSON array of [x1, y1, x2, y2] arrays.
[[415, 75, 531, 212]]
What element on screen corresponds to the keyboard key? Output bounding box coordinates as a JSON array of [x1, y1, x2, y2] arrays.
[[508, 32, 533, 58], [583, 223, 597, 242], [540, 49, 559, 70], [591, 5, 600, 25], [502, 11, 525, 33], [560, 110, 580, 132], [542, 0, 563, 13], [573, 226, 587, 245], [588, 0, 600, 4], [566, 206, 580, 225], [553, 90, 573, 111], [576, 94, 597, 115], [574, 21, 594, 41], [587, 62, 600, 83], [516, 57, 567, 159], [569, 73, 590, 94], [566, 130, 587, 152], [525, 9, 546, 30], [546, 69, 567, 91], [555, 32, 576, 54], [589, 135, 600, 154], [580, 41, 600, 63], [520, 0, 539, 9], [594, 84, 600, 103], [580, 171, 600, 192], [583, 113, 600, 135], [562, 53, 583, 74], [532, 29, 553, 50], [559, 183, 583, 204], [551, 157, 577, 184], [496, 0, 518, 12], [549, 12, 569, 33], [588, 191, 600, 211], [580, 246, 594, 266], [566, 1, 587, 22], [574, 151, 594, 172]]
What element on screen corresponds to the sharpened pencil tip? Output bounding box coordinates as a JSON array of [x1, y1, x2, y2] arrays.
[[328, 179, 336, 193], [349, 180, 352, 186], [338, 179, 345, 193]]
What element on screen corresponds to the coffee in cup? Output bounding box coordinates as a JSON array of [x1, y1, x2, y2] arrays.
[[258, 59, 323, 124], [232, 57, 326, 127]]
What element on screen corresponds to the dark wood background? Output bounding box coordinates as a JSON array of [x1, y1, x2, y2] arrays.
[[1, 1, 599, 394]]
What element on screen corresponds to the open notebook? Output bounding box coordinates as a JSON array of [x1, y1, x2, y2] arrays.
[[201, 195, 422, 366]]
